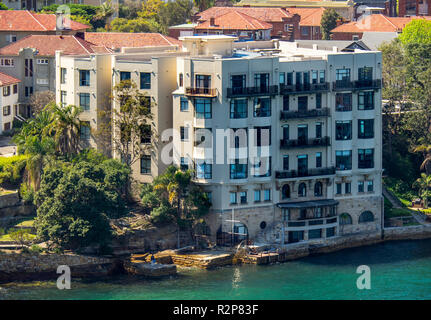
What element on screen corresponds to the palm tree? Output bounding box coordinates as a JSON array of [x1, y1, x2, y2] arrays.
[[414, 173, 431, 208], [50, 104, 82, 157], [95, 0, 115, 28], [415, 144, 431, 175]]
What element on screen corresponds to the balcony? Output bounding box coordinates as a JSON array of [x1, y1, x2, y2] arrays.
[[280, 82, 329, 94], [332, 80, 354, 91], [185, 87, 217, 97], [280, 136, 330, 149], [275, 167, 335, 179], [354, 79, 382, 90], [280, 107, 330, 120], [226, 85, 278, 98]]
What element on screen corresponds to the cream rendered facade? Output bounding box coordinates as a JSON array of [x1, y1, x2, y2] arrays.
[[0, 82, 19, 134]]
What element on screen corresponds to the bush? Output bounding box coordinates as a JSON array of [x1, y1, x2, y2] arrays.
[[19, 183, 35, 204], [29, 244, 43, 254], [0, 155, 28, 187]]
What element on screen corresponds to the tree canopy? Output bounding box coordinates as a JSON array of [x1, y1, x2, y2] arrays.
[[320, 8, 340, 40], [398, 19, 431, 46]]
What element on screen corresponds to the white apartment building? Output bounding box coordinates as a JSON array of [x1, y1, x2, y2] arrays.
[[0, 72, 20, 134], [55, 36, 383, 247]]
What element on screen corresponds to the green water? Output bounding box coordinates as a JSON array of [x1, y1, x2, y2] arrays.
[[2, 239, 431, 300]]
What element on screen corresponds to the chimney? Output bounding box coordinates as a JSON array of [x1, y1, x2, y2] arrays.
[[210, 17, 215, 27]]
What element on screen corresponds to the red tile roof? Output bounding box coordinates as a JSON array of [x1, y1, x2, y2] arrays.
[[83, 32, 181, 50], [196, 7, 293, 22], [195, 10, 272, 30], [0, 35, 112, 56], [287, 7, 326, 26], [0, 10, 90, 31], [0, 71, 20, 86], [331, 14, 431, 33]]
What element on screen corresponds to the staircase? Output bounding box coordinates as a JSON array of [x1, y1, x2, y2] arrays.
[[382, 186, 403, 208]]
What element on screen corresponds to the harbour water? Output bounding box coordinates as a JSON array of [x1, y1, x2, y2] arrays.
[[1, 239, 431, 300]]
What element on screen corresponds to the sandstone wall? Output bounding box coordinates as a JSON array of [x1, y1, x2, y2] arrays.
[[384, 225, 431, 240]]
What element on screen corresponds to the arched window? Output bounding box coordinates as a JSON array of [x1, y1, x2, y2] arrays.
[[359, 211, 374, 223], [298, 183, 307, 197], [339, 213, 352, 225], [314, 181, 323, 196], [282, 184, 290, 199]]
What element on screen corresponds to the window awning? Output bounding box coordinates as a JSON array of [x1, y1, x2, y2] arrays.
[[277, 199, 339, 209]]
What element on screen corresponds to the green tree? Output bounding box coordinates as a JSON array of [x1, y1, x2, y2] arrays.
[[320, 8, 340, 40], [413, 173, 431, 208], [9, 229, 32, 249], [398, 19, 431, 46]]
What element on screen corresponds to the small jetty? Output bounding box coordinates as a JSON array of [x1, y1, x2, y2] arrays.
[[125, 261, 177, 277], [171, 250, 233, 269]]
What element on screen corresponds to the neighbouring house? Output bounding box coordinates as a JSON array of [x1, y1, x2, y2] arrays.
[[0, 10, 90, 49], [398, 0, 431, 16], [330, 14, 431, 40], [0, 72, 20, 134], [0, 34, 111, 117], [287, 8, 326, 40], [294, 39, 371, 51], [353, 0, 397, 17], [2, 0, 105, 11]]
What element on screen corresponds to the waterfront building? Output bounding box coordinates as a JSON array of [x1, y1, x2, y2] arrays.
[[0, 71, 20, 133], [55, 35, 383, 247]]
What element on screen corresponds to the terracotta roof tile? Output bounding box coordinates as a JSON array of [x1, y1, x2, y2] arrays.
[[196, 7, 293, 22], [196, 10, 272, 30], [0, 71, 20, 86], [331, 14, 431, 33], [287, 7, 326, 26], [83, 32, 181, 50], [0, 35, 112, 56], [0, 10, 89, 31]]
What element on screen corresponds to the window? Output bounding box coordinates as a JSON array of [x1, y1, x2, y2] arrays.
[[120, 71, 131, 82], [60, 90, 67, 106], [345, 182, 351, 194], [178, 73, 183, 87], [195, 128, 212, 148], [254, 73, 269, 91], [326, 227, 336, 238], [37, 59, 49, 64], [298, 96, 308, 112], [336, 68, 350, 82], [7, 34, 16, 43], [315, 122, 322, 138], [140, 72, 151, 89], [196, 74, 211, 89], [282, 184, 290, 199], [283, 155, 289, 170], [140, 124, 151, 144], [367, 180, 374, 192], [264, 189, 271, 201], [79, 70, 90, 86], [254, 190, 261, 202], [282, 208, 290, 221], [314, 181, 323, 196], [358, 119, 374, 139], [79, 93, 90, 111], [309, 229, 322, 239], [253, 97, 271, 117], [359, 211, 374, 223], [140, 155, 151, 174], [3, 105, 10, 116], [319, 70, 325, 83], [340, 213, 352, 225], [195, 99, 212, 119], [230, 160, 248, 179], [2, 86, 10, 97], [25, 86, 33, 97], [13, 84, 17, 94], [180, 157, 188, 171], [230, 99, 247, 118], [255, 126, 271, 147], [180, 97, 189, 111], [316, 93, 322, 109], [0, 58, 14, 67], [279, 72, 285, 85], [301, 26, 310, 36], [282, 125, 289, 140], [283, 95, 289, 111], [358, 91, 374, 110], [336, 183, 342, 194], [230, 74, 246, 94], [336, 150, 352, 170], [358, 148, 374, 169], [196, 161, 212, 179], [358, 181, 364, 193], [336, 121, 352, 140], [312, 70, 318, 84], [358, 67, 373, 82], [336, 93, 352, 111], [3, 122, 10, 131], [287, 72, 293, 85], [80, 121, 90, 140], [24, 59, 33, 77], [298, 183, 306, 197], [60, 68, 67, 84], [36, 78, 49, 85], [298, 154, 308, 175], [230, 192, 237, 204], [180, 126, 189, 141], [252, 156, 271, 177], [316, 152, 322, 168]]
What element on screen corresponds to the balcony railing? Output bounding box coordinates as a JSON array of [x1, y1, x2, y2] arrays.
[[358, 160, 374, 169], [280, 107, 330, 120], [354, 79, 382, 90], [275, 166, 335, 179], [280, 136, 330, 149], [280, 82, 329, 94], [332, 80, 354, 91], [226, 85, 278, 97], [286, 216, 338, 229], [185, 87, 217, 97]]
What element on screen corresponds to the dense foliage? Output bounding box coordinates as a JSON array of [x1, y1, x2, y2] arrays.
[[320, 9, 340, 40], [0, 155, 28, 188]]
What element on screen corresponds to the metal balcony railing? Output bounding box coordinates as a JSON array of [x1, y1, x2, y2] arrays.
[[275, 166, 335, 179], [280, 136, 330, 149], [226, 85, 278, 97], [280, 107, 330, 120], [280, 82, 329, 94], [185, 87, 217, 97]]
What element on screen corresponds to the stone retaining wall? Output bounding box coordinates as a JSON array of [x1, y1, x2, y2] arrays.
[[384, 225, 431, 240], [0, 192, 19, 209]]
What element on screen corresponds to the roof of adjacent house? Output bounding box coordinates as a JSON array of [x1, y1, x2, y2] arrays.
[[235, 0, 355, 8], [0, 10, 90, 31], [287, 7, 326, 26], [0, 71, 20, 86], [195, 10, 273, 30], [331, 14, 431, 33], [195, 6, 293, 22], [83, 32, 181, 50], [0, 35, 112, 56]]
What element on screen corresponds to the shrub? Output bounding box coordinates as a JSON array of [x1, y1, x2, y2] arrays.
[[19, 183, 35, 204], [0, 155, 28, 187]]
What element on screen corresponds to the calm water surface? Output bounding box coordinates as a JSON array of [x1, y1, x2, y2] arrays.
[[1, 239, 431, 300]]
